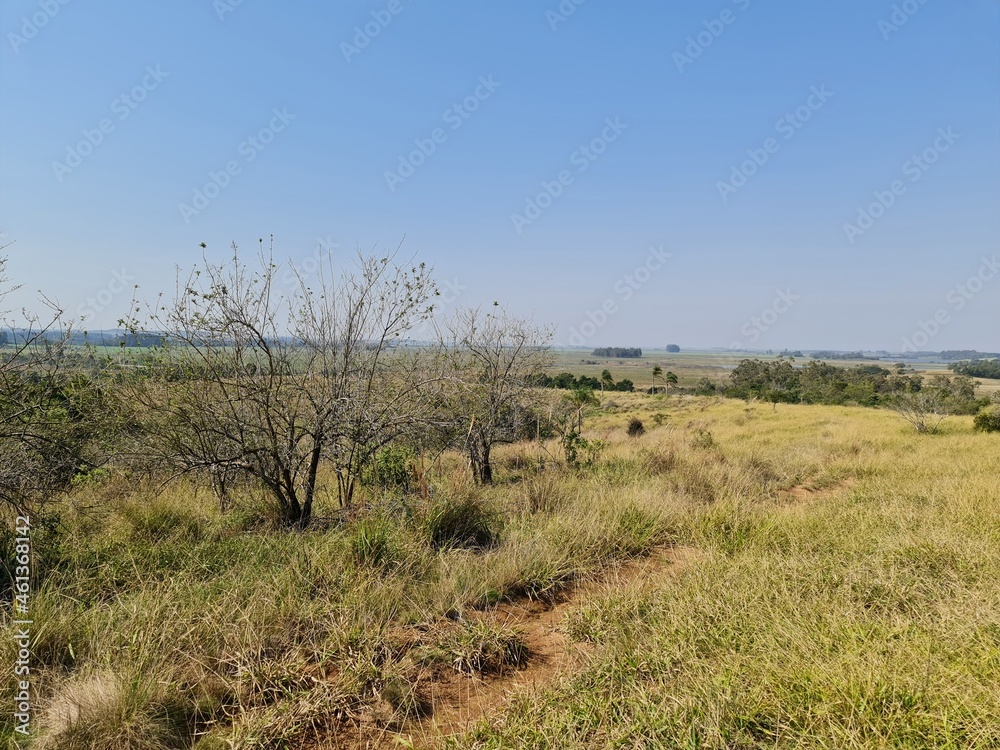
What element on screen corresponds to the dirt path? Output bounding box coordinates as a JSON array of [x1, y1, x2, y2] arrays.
[[398, 545, 698, 749], [300, 546, 697, 749]]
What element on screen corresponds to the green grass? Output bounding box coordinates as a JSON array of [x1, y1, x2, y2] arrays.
[[3, 394, 1000, 748]]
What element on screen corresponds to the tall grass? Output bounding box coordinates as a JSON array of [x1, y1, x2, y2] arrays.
[[4, 395, 999, 748]]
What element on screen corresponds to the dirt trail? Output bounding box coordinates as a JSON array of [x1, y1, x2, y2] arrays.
[[399, 545, 698, 748], [302, 546, 697, 749]]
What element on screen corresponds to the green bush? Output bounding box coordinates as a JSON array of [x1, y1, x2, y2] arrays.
[[626, 417, 645, 437], [974, 404, 1000, 433], [366, 443, 415, 491]]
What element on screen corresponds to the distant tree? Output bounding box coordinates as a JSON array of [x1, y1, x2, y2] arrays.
[[887, 374, 979, 434], [592, 347, 642, 358], [600, 369, 614, 393], [941, 350, 1000, 361], [950, 359, 1000, 380], [649, 365, 678, 394], [694, 378, 717, 395], [666, 344, 680, 353]]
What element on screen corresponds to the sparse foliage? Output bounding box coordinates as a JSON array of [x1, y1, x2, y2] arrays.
[[888, 374, 980, 434], [117, 240, 436, 527], [441, 305, 551, 485]]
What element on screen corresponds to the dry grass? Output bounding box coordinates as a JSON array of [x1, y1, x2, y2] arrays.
[[3, 394, 1000, 748]]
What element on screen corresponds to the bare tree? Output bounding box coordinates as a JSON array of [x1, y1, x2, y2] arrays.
[[0, 254, 93, 514], [442, 305, 551, 485], [119, 240, 436, 528], [887, 373, 979, 434]]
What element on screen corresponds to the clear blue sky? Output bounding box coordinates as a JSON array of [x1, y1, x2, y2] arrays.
[[2, 0, 998, 351]]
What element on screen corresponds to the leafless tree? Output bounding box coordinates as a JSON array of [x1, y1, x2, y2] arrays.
[[119, 239, 436, 528], [0, 253, 90, 514], [442, 305, 552, 485], [888, 374, 978, 434]]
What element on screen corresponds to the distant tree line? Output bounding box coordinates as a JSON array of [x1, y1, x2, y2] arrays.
[[710, 358, 985, 421], [808, 351, 878, 361], [950, 359, 1000, 379], [533, 371, 635, 392], [940, 350, 1000, 361], [592, 347, 642, 358]]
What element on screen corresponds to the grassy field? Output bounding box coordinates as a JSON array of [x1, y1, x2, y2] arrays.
[[4, 393, 1000, 748]]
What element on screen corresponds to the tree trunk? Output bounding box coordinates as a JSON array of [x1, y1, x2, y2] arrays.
[[468, 439, 493, 485]]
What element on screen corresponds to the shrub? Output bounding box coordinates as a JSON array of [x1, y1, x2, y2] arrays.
[[366, 444, 414, 492], [626, 417, 645, 437], [561, 431, 605, 469], [974, 404, 1000, 433], [695, 378, 718, 395], [424, 495, 498, 551]]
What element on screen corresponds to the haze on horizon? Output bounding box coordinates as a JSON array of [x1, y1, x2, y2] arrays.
[[1, 0, 997, 353]]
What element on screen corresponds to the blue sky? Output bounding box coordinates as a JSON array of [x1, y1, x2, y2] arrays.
[[1, 0, 998, 351]]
